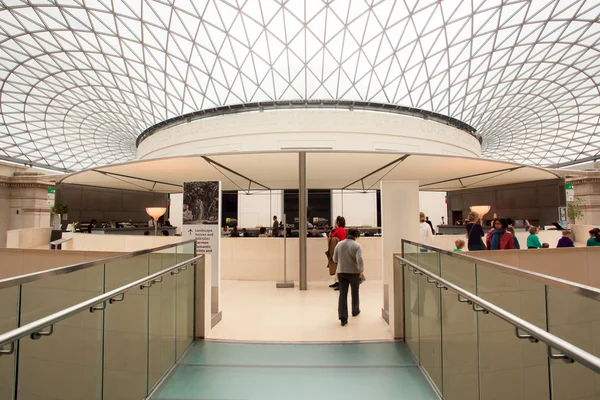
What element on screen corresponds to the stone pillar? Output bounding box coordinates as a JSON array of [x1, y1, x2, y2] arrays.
[[380, 180, 420, 338], [0, 166, 55, 247], [571, 177, 600, 225], [299, 152, 307, 290]]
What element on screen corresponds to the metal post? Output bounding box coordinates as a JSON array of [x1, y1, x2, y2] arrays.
[[276, 214, 294, 288], [299, 152, 308, 290]]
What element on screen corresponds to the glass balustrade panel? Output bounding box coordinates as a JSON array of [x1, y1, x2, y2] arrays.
[[103, 255, 150, 400], [19, 265, 105, 326], [476, 263, 547, 329], [440, 253, 478, 400], [476, 265, 549, 400], [0, 285, 20, 399], [416, 246, 443, 393], [16, 299, 103, 400], [546, 286, 600, 399], [402, 242, 420, 362], [176, 242, 196, 359], [148, 249, 177, 392]]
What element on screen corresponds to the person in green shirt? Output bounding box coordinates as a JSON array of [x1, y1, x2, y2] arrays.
[[453, 239, 465, 252], [527, 226, 542, 249], [587, 228, 600, 247]]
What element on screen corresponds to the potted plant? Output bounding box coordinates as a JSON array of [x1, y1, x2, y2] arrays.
[[51, 203, 68, 229], [567, 196, 584, 225]]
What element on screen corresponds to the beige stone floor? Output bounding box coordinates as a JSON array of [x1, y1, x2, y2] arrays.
[[207, 279, 393, 342]]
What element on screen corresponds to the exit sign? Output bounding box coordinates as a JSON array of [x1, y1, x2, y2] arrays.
[[47, 187, 56, 206], [565, 183, 574, 202]]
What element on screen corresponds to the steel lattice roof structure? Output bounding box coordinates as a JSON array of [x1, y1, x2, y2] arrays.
[[0, 0, 599, 172]]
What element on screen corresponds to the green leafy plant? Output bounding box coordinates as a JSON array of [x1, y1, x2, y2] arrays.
[[567, 196, 584, 222], [52, 203, 68, 215], [307, 205, 313, 219]]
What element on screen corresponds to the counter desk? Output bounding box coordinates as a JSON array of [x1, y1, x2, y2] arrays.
[[90, 226, 178, 236], [220, 237, 383, 282]]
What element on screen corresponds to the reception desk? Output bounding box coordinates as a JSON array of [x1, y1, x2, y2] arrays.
[[90, 226, 177, 236], [436, 225, 468, 235], [221, 237, 382, 282]]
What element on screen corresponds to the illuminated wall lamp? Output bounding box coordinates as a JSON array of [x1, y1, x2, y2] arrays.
[[146, 207, 167, 236], [469, 205, 491, 224]]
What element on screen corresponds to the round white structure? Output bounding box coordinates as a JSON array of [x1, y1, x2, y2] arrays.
[[137, 103, 481, 160]]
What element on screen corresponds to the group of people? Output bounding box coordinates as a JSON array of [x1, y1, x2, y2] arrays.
[[324, 216, 365, 327], [224, 216, 329, 238], [449, 211, 597, 251]]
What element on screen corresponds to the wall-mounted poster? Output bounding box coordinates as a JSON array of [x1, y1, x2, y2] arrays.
[[183, 181, 221, 254]]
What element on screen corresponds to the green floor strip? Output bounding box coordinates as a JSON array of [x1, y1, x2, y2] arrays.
[[151, 341, 438, 400]]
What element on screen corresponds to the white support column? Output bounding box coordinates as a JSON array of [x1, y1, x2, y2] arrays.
[[380, 180, 420, 338]]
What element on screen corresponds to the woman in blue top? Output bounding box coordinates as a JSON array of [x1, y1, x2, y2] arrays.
[[587, 228, 600, 247], [506, 226, 520, 249]]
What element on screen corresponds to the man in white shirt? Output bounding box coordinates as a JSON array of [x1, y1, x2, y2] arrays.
[[420, 212, 433, 245]]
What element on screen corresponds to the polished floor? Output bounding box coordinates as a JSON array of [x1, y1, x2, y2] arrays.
[[207, 280, 393, 342], [150, 341, 439, 400]]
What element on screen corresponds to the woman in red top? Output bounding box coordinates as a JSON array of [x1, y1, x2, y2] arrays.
[[328, 216, 347, 290], [330, 216, 347, 241]]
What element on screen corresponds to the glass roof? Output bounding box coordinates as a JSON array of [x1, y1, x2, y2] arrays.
[[0, 0, 598, 171]]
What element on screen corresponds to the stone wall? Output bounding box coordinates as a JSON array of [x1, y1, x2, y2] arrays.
[[0, 163, 55, 248], [55, 183, 168, 226], [447, 178, 566, 226], [570, 176, 600, 225]]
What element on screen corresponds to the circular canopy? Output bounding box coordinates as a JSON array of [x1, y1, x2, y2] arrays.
[[58, 151, 560, 193], [0, 1, 599, 171]]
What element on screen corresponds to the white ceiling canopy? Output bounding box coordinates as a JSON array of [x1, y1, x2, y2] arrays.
[[58, 151, 560, 192], [1, 0, 599, 171]]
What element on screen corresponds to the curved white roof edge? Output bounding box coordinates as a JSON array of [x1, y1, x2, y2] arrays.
[[58, 150, 561, 193]]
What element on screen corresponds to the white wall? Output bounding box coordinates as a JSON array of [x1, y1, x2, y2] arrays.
[[64, 233, 182, 252], [419, 191, 448, 228], [221, 237, 382, 281], [169, 193, 183, 234], [237, 190, 283, 228], [331, 190, 377, 227], [6, 227, 53, 249], [138, 109, 482, 160]]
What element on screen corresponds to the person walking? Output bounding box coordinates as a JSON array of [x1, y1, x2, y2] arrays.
[[425, 216, 435, 234], [486, 218, 515, 250], [327, 216, 347, 290], [506, 225, 520, 249], [419, 212, 433, 246], [272, 216, 279, 237], [333, 228, 364, 326], [465, 212, 485, 251]]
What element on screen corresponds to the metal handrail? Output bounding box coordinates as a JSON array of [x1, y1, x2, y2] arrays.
[[396, 255, 600, 374], [0, 255, 203, 350], [401, 239, 600, 302], [0, 239, 196, 290]]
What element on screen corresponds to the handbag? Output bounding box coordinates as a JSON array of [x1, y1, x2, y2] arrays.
[[359, 274, 366, 284]]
